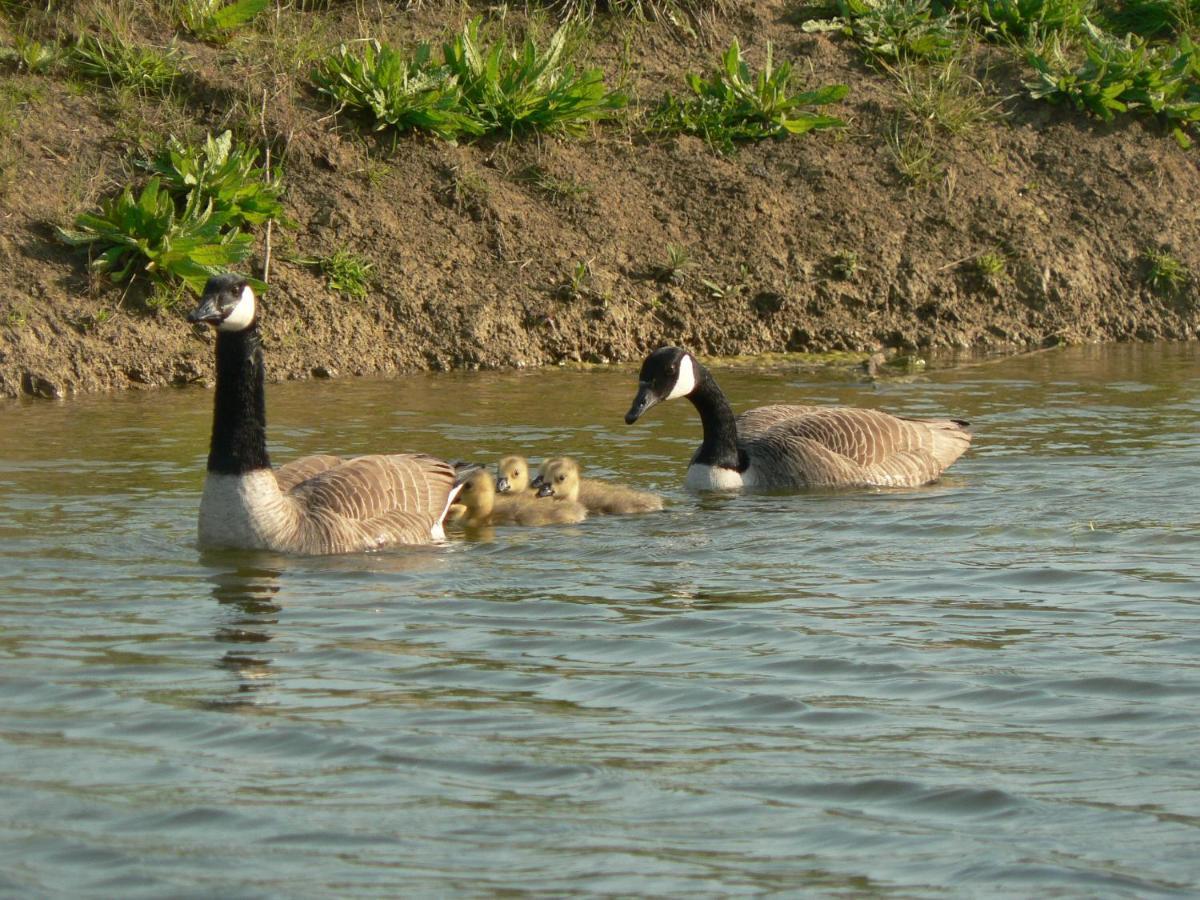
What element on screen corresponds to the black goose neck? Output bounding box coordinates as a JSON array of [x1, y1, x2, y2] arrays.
[[208, 324, 271, 475], [688, 363, 745, 470]]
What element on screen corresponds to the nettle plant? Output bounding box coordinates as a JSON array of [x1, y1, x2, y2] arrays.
[[651, 39, 848, 153], [58, 131, 281, 296]]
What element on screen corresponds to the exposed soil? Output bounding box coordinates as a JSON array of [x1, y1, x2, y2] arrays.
[[1, 2, 1197, 400]]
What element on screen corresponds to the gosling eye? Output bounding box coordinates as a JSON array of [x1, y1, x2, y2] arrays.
[[557, 475, 565, 482]]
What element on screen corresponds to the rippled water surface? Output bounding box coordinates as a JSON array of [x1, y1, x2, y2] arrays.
[[1, 343, 1198, 896]]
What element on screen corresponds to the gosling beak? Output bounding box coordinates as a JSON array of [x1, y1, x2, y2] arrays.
[[530, 473, 545, 489], [495, 476, 511, 493], [187, 292, 224, 326], [537, 482, 554, 498], [625, 383, 660, 425]]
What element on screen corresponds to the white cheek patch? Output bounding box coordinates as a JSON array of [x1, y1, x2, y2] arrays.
[[217, 285, 257, 332], [665, 354, 697, 400]]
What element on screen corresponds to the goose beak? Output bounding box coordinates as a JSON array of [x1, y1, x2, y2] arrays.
[[625, 383, 659, 424], [530, 473, 545, 489], [537, 482, 554, 498], [495, 476, 511, 493], [187, 293, 224, 326]]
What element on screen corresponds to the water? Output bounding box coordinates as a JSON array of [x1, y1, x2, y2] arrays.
[[1, 343, 1197, 897]]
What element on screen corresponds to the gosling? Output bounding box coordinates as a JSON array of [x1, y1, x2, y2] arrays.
[[495, 455, 538, 496], [453, 468, 587, 527], [537, 457, 664, 515]]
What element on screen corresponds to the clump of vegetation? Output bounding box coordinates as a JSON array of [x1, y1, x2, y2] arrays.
[[1143, 248, 1190, 293], [444, 18, 627, 136], [8, 36, 60, 73], [804, 0, 963, 62], [312, 18, 626, 142], [1026, 24, 1200, 147], [647, 243, 697, 283], [650, 39, 847, 153], [830, 249, 860, 280], [142, 130, 286, 228], [554, 259, 594, 300], [319, 249, 373, 299], [176, 0, 268, 44], [1096, 0, 1199, 38], [56, 178, 255, 294], [57, 132, 279, 296], [888, 55, 998, 135], [68, 27, 180, 93], [975, 249, 1006, 282], [518, 164, 591, 205], [960, 0, 1094, 40], [312, 41, 483, 142]]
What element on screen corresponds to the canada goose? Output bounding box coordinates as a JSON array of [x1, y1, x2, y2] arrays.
[[495, 455, 537, 496], [625, 347, 972, 490], [453, 468, 587, 527], [536, 457, 664, 514], [188, 274, 460, 554]]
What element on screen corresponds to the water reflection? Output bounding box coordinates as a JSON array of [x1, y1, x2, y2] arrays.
[[204, 558, 282, 706]]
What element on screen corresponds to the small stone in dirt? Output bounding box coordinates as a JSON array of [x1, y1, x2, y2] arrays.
[[22, 372, 63, 400], [312, 365, 337, 379]]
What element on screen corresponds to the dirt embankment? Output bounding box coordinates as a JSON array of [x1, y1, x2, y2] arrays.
[[1, 2, 1197, 400]]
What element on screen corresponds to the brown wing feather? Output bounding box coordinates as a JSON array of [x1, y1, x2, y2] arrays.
[[741, 407, 971, 487], [275, 454, 344, 493]]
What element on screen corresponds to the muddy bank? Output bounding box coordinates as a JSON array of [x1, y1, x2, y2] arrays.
[[1, 2, 1197, 400]]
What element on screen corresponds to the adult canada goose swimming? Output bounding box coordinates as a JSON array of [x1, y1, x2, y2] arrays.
[[625, 346, 972, 490], [536, 457, 664, 514], [495, 455, 537, 496], [188, 274, 460, 554], [453, 468, 587, 527]]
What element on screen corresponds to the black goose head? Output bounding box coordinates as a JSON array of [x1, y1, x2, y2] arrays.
[[188, 274, 256, 332], [624, 346, 698, 424]]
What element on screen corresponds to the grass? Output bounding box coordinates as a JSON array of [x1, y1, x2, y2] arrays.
[[886, 120, 943, 181], [518, 164, 592, 205], [887, 55, 999, 135], [650, 39, 848, 153], [554, 259, 594, 300], [68, 25, 179, 94], [804, 0, 964, 62], [319, 249, 373, 299], [1143, 248, 1190, 292], [647, 243, 696, 283]]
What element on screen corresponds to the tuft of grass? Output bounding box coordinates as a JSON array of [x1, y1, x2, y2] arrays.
[[554, 259, 594, 300], [887, 55, 999, 136], [975, 249, 1006, 282], [518, 164, 592, 204], [69, 27, 180, 94], [1096, 0, 1199, 38], [649, 243, 697, 283], [885, 120, 942, 182], [176, 0, 268, 44], [10, 35, 60, 73], [56, 177, 255, 295], [1143, 248, 1190, 293], [319, 249, 373, 299], [650, 39, 848, 153]]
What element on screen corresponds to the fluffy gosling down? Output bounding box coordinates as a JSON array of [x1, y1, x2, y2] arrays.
[[453, 468, 588, 527], [537, 458, 664, 514], [188, 274, 461, 554], [495, 455, 537, 496], [625, 346, 971, 490]]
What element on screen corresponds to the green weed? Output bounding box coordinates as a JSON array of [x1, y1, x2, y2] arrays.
[[518, 164, 591, 204], [319, 249, 372, 299], [649, 243, 696, 283], [885, 120, 942, 181], [805, 0, 963, 62], [56, 177, 255, 294], [176, 0, 268, 44], [443, 18, 627, 136], [830, 249, 859, 280], [312, 40, 483, 142], [887, 55, 998, 135], [957, 0, 1093, 39], [142, 130, 286, 228], [1027, 24, 1200, 147], [11, 35, 60, 73], [975, 249, 1006, 281], [1143, 248, 1190, 292], [650, 39, 847, 153], [69, 29, 179, 93], [1097, 0, 1199, 38], [555, 259, 594, 300]]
